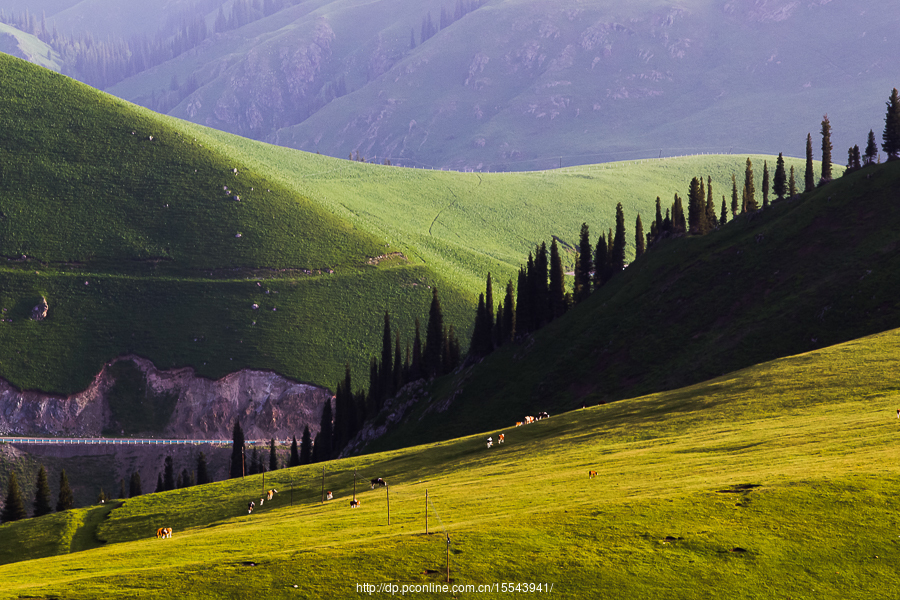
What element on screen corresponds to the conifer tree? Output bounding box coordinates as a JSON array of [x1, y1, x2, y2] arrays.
[[119, 479, 127, 499], [129, 471, 142, 497], [762, 160, 770, 208], [789, 166, 797, 196], [706, 176, 716, 227], [2, 472, 26, 522], [469, 293, 489, 358], [230, 421, 245, 478], [549, 239, 565, 320], [393, 332, 403, 393], [164, 456, 176, 490], [720, 196, 728, 225], [516, 265, 531, 335], [593, 233, 607, 288], [269, 438, 278, 472], [289, 436, 300, 467], [731, 174, 739, 218], [574, 223, 592, 303], [635, 214, 645, 258], [502, 279, 516, 342], [56, 470, 74, 512], [98, 488, 107, 504], [411, 318, 423, 380], [688, 177, 705, 234], [883, 88, 900, 160], [300, 426, 312, 465], [820, 114, 833, 183], [379, 311, 393, 402], [494, 302, 503, 347], [672, 194, 686, 233], [312, 403, 332, 462], [33, 465, 52, 517], [197, 451, 210, 484], [864, 129, 879, 165], [805, 133, 815, 192], [424, 288, 444, 378], [532, 246, 549, 327], [743, 158, 757, 211], [612, 203, 627, 271], [655, 197, 663, 233], [156, 474, 164, 493], [773, 153, 787, 200], [484, 273, 495, 337]]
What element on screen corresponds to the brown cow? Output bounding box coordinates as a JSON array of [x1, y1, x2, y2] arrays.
[[589, 471, 597, 479]]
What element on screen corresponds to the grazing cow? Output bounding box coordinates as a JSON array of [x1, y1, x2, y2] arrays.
[[350, 499, 360, 508], [498, 434, 505, 444], [515, 421, 523, 427], [259, 498, 264, 506], [524, 416, 534, 424], [486, 437, 493, 449], [156, 527, 165, 539], [165, 527, 172, 539], [247, 501, 255, 514], [326, 491, 333, 500], [537, 411, 550, 420], [589, 471, 597, 479], [266, 489, 278, 501], [370, 478, 387, 489]]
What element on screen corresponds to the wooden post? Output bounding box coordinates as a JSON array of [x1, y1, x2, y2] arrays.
[[353, 471, 357, 501], [446, 534, 451, 583], [321, 466, 325, 503], [425, 489, 428, 535], [241, 448, 245, 478], [290, 475, 293, 507], [387, 484, 390, 525], [262, 471, 265, 497]]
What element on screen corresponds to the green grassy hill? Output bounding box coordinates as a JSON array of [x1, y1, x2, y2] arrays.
[[364, 159, 900, 452], [1, 53, 813, 396], [1, 326, 899, 598]]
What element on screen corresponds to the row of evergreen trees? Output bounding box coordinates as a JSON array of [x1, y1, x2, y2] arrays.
[[1, 467, 73, 523], [413, 0, 486, 48]]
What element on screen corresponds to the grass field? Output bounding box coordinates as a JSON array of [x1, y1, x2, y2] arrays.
[[0, 53, 824, 396], [1, 326, 898, 598]]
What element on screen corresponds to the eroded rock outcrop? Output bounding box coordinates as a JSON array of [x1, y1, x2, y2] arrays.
[[0, 356, 331, 440]]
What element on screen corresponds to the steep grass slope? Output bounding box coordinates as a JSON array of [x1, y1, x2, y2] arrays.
[[1, 54, 813, 396], [1, 326, 899, 597], [366, 160, 900, 451]]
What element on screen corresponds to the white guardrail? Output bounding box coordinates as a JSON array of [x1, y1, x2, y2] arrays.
[[0, 437, 271, 446]]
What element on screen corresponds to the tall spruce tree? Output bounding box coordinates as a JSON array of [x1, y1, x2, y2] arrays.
[[549, 239, 565, 320], [635, 214, 645, 258], [129, 472, 142, 497], [743, 158, 757, 211], [574, 223, 592, 303], [883, 88, 900, 160], [805, 133, 815, 192], [269, 439, 278, 472], [2, 472, 26, 522], [393, 332, 403, 393], [720, 196, 728, 225], [56, 470, 74, 512], [593, 233, 607, 289], [789, 165, 797, 196], [655, 197, 663, 233], [469, 293, 489, 358], [516, 265, 531, 335], [502, 279, 516, 342], [672, 194, 686, 233], [424, 288, 445, 378], [730, 174, 739, 218], [230, 420, 245, 478], [300, 425, 312, 465], [197, 451, 210, 484], [533, 246, 549, 327], [411, 318, 423, 381], [762, 161, 770, 208], [484, 273, 495, 338], [705, 177, 716, 227], [313, 397, 334, 461], [33, 465, 52, 517], [612, 203, 627, 271], [820, 114, 833, 183], [687, 176, 705, 234], [379, 311, 393, 403], [164, 456, 176, 490], [289, 436, 300, 467], [773, 153, 787, 200], [865, 129, 878, 165]]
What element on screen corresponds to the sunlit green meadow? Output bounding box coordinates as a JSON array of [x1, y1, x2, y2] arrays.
[[2, 327, 898, 598]]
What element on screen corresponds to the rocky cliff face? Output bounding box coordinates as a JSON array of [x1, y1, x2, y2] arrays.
[[0, 356, 331, 440]]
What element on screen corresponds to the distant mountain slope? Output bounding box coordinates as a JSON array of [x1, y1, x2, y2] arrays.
[[93, 0, 899, 170], [362, 159, 900, 452]]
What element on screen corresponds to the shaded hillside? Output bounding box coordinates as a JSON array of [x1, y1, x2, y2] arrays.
[[363, 160, 900, 451]]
